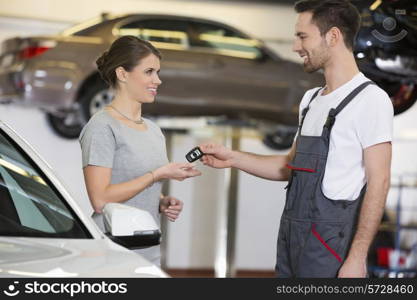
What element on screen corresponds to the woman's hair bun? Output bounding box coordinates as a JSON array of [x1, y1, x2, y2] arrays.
[[96, 51, 111, 85], [96, 51, 108, 71]]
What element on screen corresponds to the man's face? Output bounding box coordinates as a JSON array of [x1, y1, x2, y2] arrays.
[[293, 12, 330, 73]]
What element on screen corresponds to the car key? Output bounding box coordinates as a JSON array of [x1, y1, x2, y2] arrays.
[[185, 146, 204, 162]]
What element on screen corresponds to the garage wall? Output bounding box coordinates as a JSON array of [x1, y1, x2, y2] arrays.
[[1, 0, 417, 272]]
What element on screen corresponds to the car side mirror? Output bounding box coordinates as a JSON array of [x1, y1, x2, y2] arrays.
[[103, 203, 161, 249]]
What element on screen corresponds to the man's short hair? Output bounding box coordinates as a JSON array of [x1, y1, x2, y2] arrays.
[[294, 0, 361, 50]]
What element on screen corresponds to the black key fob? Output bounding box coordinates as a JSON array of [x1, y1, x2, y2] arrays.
[[186, 147, 204, 162]]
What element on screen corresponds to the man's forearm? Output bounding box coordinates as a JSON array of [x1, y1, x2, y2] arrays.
[[230, 151, 292, 181]]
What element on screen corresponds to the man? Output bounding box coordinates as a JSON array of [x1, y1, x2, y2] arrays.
[[200, 0, 393, 277]]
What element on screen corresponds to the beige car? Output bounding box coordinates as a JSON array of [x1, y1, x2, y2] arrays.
[[0, 13, 323, 149]]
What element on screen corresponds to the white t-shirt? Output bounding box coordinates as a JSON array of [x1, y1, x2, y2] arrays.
[[297, 72, 393, 200]]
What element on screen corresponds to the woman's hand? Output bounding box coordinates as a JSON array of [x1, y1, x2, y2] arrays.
[[153, 162, 201, 181], [159, 195, 183, 222]]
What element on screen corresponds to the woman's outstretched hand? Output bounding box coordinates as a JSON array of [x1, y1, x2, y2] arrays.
[[154, 162, 201, 181]]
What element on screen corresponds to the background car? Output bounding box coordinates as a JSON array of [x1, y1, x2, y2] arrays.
[[353, 0, 417, 115], [0, 120, 167, 277], [1, 3, 416, 151], [0, 13, 323, 150]]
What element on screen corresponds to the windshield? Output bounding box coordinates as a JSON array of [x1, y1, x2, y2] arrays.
[[0, 129, 91, 238]]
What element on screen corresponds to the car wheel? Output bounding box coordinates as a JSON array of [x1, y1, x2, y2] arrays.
[[390, 82, 417, 115], [262, 126, 297, 150], [371, 77, 417, 115], [80, 80, 113, 121], [46, 111, 84, 139]]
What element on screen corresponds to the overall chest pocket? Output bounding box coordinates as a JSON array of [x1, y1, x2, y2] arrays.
[[284, 152, 320, 211]]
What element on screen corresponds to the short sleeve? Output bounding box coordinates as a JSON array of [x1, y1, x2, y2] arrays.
[[79, 122, 116, 168], [354, 86, 394, 149]]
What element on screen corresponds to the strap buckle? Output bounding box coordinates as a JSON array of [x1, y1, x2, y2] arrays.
[[324, 109, 336, 129]]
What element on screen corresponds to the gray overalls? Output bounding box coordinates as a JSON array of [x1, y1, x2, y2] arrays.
[[276, 81, 374, 278]]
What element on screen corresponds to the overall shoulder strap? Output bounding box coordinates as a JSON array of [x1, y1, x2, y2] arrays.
[[324, 81, 375, 130], [299, 87, 322, 129]]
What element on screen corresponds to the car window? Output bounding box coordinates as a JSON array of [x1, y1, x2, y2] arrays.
[[187, 21, 263, 59], [0, 130, 91, 239], [117, 18, 263, 59], [118, 19, 189, 50]]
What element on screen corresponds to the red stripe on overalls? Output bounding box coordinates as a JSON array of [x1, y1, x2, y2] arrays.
[[285, 164, 316, 173], [311, 224, 343, 263]]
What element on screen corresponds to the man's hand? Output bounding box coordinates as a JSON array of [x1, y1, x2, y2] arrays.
[[338, 257, 367, 278], [159, 195, 183, 222], [199, 143, 234, 169], [199, 142, 295, 181]]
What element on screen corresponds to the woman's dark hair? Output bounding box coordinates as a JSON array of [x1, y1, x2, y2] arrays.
[[294, 0, 361, 50], [96, 35, 162, 88]]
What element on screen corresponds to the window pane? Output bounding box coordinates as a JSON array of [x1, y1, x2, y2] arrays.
[[189, 21, 262, 59], [0, 131, 90, 238], [118, 18, 263, 59], [118, 19, 189, 50]]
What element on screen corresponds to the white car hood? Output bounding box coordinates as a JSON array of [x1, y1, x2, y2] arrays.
[[0, 237, 167, 278]]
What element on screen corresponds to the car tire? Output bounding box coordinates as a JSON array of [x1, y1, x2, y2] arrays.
[[79, 79, 113, 121], [370, 77, 417, 115], [46, 112, 84, 139], [390, 83, 417, 115], [262, 127, 297, 150]]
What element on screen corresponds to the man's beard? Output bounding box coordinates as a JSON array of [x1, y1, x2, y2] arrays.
[[303, 57, 320, 73], [303, 44, 329, 73]]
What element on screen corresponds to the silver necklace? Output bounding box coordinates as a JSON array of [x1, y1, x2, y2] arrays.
[[108, 105, 144, 124]]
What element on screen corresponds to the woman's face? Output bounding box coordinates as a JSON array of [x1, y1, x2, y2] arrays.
[[124, 53, 162, 103]]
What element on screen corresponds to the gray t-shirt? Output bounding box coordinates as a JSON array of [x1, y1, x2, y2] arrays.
[[79, 109, 169, 265]]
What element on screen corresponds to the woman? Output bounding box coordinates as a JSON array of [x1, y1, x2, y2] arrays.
[[79, 35, 201, 265]]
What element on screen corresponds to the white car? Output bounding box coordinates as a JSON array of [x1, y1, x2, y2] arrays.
[[0, 120, 167, 278]]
